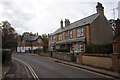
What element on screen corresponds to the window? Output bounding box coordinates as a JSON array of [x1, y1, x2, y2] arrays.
[[80, 27, 84, 36], [38, 39, 41, 43], [77, 28, 80, 37], [70, 30, 72, 38], [53, 35, 55, 41], [74, 44, 76, 52], [78, 43, 81, 52], [59, 34, 62, 40], [66, 32, 68, 39], [22, 40, 24, 43]]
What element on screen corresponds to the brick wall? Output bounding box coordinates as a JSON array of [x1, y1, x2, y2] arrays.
[[77, 53, 120, 72]]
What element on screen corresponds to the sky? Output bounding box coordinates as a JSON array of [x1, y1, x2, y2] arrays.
[[0, 0, 119, 35]]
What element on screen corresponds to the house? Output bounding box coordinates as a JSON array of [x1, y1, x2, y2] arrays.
[[17, 34, 44, 53], [113, 18, 120, 53], [48, 2, 113, 53]]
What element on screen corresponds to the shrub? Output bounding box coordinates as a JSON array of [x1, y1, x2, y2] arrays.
[[70, 53, 76, 62], [85, 44, 113, 54], [56, 48, 70, 52], [33, 48, 43, 54], [1, 49, 11, 64]]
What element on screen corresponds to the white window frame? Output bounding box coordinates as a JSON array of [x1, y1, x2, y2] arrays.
[[77, 28, 80, 37], [38, 39, 41, 43], [80, 27, 84, 36], [78, 43, 81, 52], [70, 30, 72, 38], [59, 34, 62, 40]]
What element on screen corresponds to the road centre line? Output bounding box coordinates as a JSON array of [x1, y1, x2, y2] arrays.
[[13, 57, 39, 80]]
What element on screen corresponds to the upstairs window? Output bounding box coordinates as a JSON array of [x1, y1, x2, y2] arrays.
[[53, 35, 56, 41], [80, 27, 84, 36], [59, 34, 62, 40], [70, 30, 72, 38], [65, 32, 68, 39], [38, 39, 41, 43], [77, 28, 80, 37], [22, 40, 24, 43]]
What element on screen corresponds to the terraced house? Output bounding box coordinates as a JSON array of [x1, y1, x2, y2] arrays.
[[49, 2, 113, 53]]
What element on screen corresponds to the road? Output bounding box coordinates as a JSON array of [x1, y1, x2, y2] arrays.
[[12, 53, 108, 79]]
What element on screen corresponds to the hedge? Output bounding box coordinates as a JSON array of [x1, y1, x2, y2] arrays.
[[85, 44, 113, 54], [56, 48, 70, 52], [1, 49, 11, 64]]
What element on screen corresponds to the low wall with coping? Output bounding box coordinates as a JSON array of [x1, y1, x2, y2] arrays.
[[38, 52, 50, 57], [82, 55, 112, 69], [53, 52, 71, 61], [77, 53, 120, 72]]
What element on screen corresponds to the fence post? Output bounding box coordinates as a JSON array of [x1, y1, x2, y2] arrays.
[[112, 53, 119, 72], [79, 53, 83, 64]]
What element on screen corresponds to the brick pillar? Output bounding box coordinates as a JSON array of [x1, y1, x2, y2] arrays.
[[112, 53, 119, 72], [79, 53, 83, 64]]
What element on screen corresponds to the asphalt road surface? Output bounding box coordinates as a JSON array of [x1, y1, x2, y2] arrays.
[[12, 53, 109, 79]]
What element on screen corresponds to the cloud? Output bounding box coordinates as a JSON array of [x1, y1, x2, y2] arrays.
[[0, 0, 119, 35]]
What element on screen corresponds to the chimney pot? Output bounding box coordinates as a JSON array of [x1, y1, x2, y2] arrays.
[[96, 2, 104, 15]]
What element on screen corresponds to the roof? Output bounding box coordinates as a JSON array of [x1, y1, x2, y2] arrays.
[[53, 13, 100, 35], [23, 35, 40, 41]]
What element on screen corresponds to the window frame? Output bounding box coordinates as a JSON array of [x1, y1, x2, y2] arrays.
[[77, 28, 80, 37], [80, 27, 84, 36], [70, 30, 72, 39]]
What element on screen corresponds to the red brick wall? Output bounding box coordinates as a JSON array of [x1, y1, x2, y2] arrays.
[[32, 37, 44, 47]]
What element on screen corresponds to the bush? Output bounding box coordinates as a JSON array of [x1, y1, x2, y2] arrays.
[[56, 48, 70, 52], [70, 53, 76, 62], [1, 49, 11, 64], [85, 44, 113, 54], [33, 48, 43, 54]]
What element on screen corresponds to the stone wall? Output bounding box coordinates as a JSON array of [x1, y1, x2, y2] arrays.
[[53, 52, 71, 61]]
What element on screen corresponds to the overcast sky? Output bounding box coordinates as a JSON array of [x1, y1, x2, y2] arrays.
[[0, 0, 119, 35]]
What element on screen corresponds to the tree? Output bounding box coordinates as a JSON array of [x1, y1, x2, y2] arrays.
[[1, 21, 19, 49], [41, 34, 49, 52]]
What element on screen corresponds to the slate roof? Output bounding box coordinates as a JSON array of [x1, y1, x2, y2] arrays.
[[53, 13, 100, 35], [23, 35, 40, 41]]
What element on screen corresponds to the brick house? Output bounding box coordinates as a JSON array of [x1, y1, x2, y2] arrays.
[[48, 2, 113, 53], [17, 35, 44, 53], [113, 18, 120, 53]]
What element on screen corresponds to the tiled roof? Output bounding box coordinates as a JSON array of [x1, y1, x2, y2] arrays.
[[23, 35, 39, 41], [53, 13, 100, 35]]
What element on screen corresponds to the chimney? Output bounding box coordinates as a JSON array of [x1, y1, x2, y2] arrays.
[[96, 2, 104, 15], [115, 18, 120, 36], [65, 19, 70, 27], [37, 32, 38, 36], [60, 19, 63, 28]]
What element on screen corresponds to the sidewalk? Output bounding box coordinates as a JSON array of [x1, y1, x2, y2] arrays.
[[29, 53, 120, 79], [4, 59, 32, 79]]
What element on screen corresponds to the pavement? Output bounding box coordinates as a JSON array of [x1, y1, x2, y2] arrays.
[[5, 52, 120, 79], [4, 59, 33, 80]]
